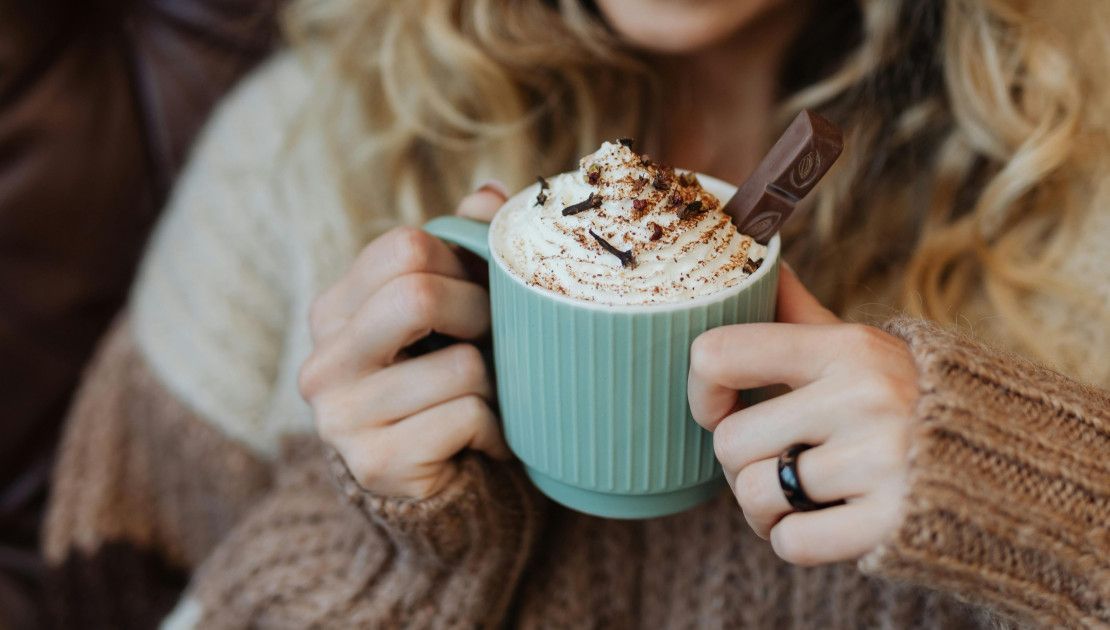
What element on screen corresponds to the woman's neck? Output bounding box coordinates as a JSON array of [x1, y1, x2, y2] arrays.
[[653, 3, 804, 183]]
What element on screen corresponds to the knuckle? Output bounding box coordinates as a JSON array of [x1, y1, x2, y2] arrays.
[[841, 324, 888, 358], [712, 419, 742, 466], [454, 192, 484, 218], [450, 344, 488, 386], [689, 330, 725, 378], [390, 226, 437, 274], [850, 374, 890, 410], [845, 326, 914, 375], [853, 372, 916, 416], [712, 429, 732, 466], [844, 323, 880, 346], [733, 464, 768, 513], [888, 373, 920, 412], [713, 415, 752, 468], [878, 373, 916, 410]]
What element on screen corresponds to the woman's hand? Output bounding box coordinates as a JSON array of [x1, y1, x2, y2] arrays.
[[299, 183, 513, 499], [687, 265, 920, 566]]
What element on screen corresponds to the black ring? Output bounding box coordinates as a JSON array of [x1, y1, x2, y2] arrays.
[[777, 444, 842, 512]]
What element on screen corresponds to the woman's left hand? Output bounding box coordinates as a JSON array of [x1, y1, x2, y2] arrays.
[[687, 265, 920, 566]]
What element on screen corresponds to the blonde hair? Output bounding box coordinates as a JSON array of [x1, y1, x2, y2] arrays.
[[285, 0, 1110, 383]]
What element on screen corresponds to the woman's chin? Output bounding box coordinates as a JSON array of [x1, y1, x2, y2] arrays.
[[595, 0, 781, 54]]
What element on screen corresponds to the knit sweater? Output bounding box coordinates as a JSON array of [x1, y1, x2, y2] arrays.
[[43, 52, 1110, 629]]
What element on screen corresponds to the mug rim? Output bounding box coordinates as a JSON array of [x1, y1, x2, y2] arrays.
[[487, 172, 782, 314]]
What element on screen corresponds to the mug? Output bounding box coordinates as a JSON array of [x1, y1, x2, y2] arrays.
[[424, 175, 780, 518]]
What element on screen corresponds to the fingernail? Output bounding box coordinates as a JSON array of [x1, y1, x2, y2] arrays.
[[474, 179, 510, 199]]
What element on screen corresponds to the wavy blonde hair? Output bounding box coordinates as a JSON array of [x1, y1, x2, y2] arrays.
[[285, 0, 1109, 383]]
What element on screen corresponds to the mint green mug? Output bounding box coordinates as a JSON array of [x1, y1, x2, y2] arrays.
[[424, 175, 780, 519]]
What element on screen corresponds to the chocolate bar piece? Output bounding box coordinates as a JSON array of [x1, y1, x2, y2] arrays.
[[724, 110, 843, 244]]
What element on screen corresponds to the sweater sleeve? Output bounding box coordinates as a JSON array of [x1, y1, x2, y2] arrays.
[[169, 441, 546, 629], [860, 317, 1110, 629], [324, 446, 546, 567], [48, 325, 544, 630]]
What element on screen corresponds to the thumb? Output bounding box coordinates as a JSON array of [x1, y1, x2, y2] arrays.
[[777, 263, 839, 324], [455, 180, 509, 222]]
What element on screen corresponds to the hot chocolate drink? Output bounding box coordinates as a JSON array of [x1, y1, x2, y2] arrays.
[[492, 141, 767, 306]]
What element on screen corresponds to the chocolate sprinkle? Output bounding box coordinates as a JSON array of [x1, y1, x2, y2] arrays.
[[589, 229, 635, 267], [535, 176, 549, 207], [650, 222, 664, 241], [678, 172, 699, 187], [652, 164, 675, 190], [680, 200, 704, 220], [618, 137, 634, 148], [743, 257, 761, 274], [562, 193, 603, 216]]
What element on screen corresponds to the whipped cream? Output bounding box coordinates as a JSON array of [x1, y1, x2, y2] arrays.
[[492, 141, 767, 306]]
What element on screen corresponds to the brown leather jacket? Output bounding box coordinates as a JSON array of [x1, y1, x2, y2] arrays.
[[0, 1, 277, 625]]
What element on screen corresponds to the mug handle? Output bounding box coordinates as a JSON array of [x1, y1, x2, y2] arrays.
[[411, 216, 496, 371], [423, 216, 491, 261]]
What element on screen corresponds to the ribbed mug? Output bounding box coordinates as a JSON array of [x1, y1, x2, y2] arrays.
[[424, 175, 779, 518]]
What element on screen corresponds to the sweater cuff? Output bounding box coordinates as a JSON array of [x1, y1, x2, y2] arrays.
[[325, 447, 543, 564], [860, 318, 1110, 628]]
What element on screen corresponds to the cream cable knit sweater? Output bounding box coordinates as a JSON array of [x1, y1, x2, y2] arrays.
[[42, 52, 1109, 629]]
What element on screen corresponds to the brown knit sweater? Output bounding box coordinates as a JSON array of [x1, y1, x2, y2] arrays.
[[42, 316, 1110, 629], [41, 53, 1110, 629]]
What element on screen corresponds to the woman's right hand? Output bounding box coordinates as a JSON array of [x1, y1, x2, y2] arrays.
[[298, 185, 512, 499]]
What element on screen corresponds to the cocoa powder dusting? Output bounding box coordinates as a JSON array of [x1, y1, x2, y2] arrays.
[[518, 140, 758, 304]]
